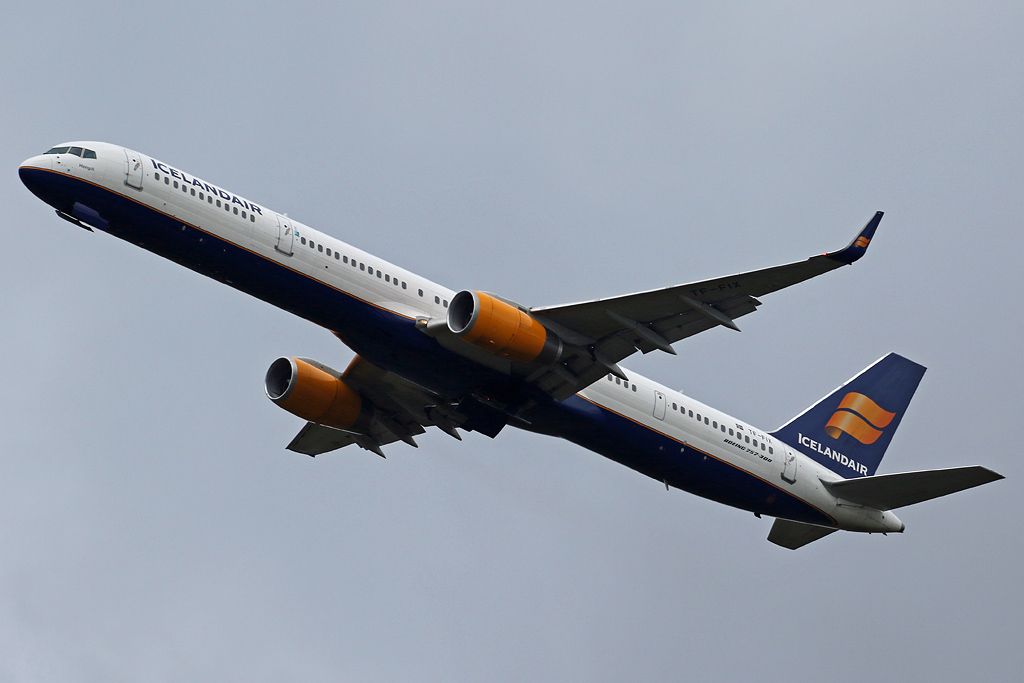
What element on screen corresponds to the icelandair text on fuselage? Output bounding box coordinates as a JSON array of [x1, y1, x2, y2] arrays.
[[150, 159, 262, 215], [797, 433, 868, 476]]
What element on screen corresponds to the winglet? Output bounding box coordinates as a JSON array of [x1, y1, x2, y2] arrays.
[[827, 211, 884, 265]]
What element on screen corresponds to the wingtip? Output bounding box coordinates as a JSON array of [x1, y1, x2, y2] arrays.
[[827, 211, 884, 265]]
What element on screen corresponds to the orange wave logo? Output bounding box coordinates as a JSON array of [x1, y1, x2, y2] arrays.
[[825, 392, 895, 445], [854, 236, 871, 248]]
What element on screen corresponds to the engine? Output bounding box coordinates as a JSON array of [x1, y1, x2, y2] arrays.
[[446, 290, 561, 363], [265, 357, 362, 429]]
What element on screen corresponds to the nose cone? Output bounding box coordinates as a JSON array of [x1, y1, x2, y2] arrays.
[[19, 155, 54, 203]]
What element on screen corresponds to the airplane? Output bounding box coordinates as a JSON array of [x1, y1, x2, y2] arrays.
[[19, 141, 1004, 549]]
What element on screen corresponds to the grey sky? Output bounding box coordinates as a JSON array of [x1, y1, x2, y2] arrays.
[[2, 2, 1021, 680]]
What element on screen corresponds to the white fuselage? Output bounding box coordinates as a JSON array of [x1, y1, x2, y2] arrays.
[[18, 141, 904, 534]]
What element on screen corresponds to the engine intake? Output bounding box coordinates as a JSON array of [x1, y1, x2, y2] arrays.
[[447, 290, 560, 363], [265, 357, 362, 429]]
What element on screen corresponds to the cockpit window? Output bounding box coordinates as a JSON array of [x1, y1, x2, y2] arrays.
[[44, 146, 70, 155], [82, 149, 97, 159], [68, 146, 83, 157]]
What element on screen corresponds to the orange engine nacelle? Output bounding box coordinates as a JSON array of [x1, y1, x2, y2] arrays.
[[446, 290, 559, 363], [265, 357, 362, 429]]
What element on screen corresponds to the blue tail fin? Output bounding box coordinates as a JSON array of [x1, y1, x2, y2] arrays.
[[771, 353, 926, 478]]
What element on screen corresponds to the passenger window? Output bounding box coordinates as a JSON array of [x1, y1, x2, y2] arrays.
[[744, 435, 750, 443], [68, 146, 83, 156], [769, 446, 773, 454], [728, 428, 734, 436], [318, 244, 323, 252], [418, 289, 424, 297], [208, 196, 212, 203], [688, 410, 693, 418], [216, 199, 221, 207], [343, 256, 348, 263], [250, 215, 255, 222], [696, 413, 701, 421], [443, 299, 448, 307], [154, 173, 160, 181], [753, 440, 758, 448], [368, 267, 374, 275], [174, 181, 179, 189], [191, 188, 196, 196], [198, 192, 204, 200], [615, 377, 621, 385], [360, 263, 365, 271], [334, 252, 340, 260], [233, 207, 238, 215], [434, 296, 440, 304], [83, 149, 97, 159], [721, 425, 726, 432], [704, 417, 709, 425], [164, 177, 170, 185], [385, 274, 391, 283], [402, 282, 407, 289], [672, 403, 677, 411], [632, 384, 637, 392], [326, 248, 331, 257], [713, 421, 718, 429]]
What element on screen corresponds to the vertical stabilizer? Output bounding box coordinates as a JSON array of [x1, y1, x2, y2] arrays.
[[772, 353, 926, 478]]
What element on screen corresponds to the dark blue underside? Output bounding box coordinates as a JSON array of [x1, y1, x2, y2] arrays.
[[22, 168, 834, 526]]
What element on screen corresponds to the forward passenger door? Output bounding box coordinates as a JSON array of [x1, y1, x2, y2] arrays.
[[124, 148, 143, 190]]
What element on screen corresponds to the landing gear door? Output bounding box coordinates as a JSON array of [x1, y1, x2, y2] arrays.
[[782, 448, 798, 484], [653, 390, 667, 420], [275, 215, 294, 255], [124, 148, 143, 190]]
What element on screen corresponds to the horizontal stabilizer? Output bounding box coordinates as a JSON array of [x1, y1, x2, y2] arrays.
[[822, 466, 1004, 510], [768, 518, 838, 550]]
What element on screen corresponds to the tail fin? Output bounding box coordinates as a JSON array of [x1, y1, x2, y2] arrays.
[[772, 353, 926, 478]]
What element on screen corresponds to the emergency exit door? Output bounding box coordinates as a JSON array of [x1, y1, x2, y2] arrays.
[[653, 390, 667, 420], [275, 215, 294, 255]]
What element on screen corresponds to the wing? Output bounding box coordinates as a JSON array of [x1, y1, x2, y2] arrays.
[[286, 357, 465, 458], [527, 212, 883, 399]]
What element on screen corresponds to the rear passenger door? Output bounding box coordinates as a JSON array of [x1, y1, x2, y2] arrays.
[[782, 448, 798, 484]]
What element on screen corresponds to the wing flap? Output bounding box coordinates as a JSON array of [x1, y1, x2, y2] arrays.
[[287, 422, 359, 456], [281, 355, 469, 457]]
